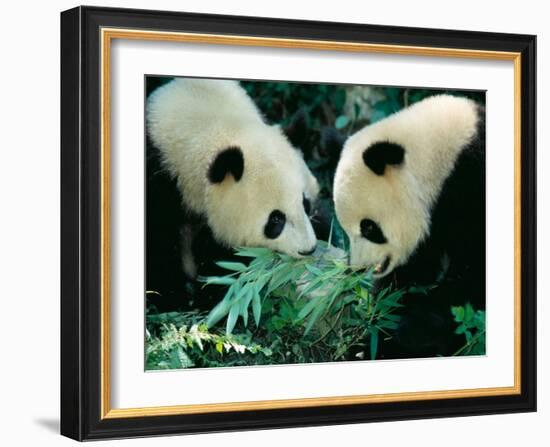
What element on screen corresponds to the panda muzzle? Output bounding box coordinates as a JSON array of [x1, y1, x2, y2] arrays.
[[299, 245, 317, 256], [373, 256, 391, 275]]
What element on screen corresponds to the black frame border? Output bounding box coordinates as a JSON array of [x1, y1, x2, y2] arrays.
[[61, 5, 536, 441]]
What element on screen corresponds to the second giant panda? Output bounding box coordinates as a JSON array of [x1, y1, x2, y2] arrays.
[[146, 79, 319, 293], [333, 94, 485, 357]]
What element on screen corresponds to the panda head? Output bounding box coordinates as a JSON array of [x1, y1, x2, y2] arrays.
[[205, 124, 319, 258], [333, 139, 423, 277], [333, 95, 480, 277]]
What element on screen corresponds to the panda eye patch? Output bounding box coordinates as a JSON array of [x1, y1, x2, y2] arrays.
[[264, 210, 286, 239], [360, 219, 387, 244], [302, 195, 311, 215]]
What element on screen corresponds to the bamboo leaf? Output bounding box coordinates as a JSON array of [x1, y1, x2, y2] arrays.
[[205, 299, 232, 328], [304, 299, 328, 335], [234, 247, 273, 258], [297, 277, 325, 299], [377, 319, 399, 330], [252, 292, 262, 326], [297, 296, 322, 319], [240, 287, 255, 328], [202, 276, 237, 286], [370, 327, 379, 360], [268, 265, 294, 292], [226, 304, 240, 334], [305, 264, 324, 276], [254, 274, 269, 294], [383, 290, 404, 305], [216, 261, 248, 272]]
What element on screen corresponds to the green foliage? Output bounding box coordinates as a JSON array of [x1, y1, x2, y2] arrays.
[[241, 81, 348, 131], [145, 241, 411, 369], [452, 303, 486, 356], [199, 241, 407, 363], [146, 311, 273, 369], [145, 249, 485, 369], [334, 115, 350, 129]]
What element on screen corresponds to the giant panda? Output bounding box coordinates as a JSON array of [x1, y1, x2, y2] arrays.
[[146, 78, 319, 295], [333, 94, 485, 358]]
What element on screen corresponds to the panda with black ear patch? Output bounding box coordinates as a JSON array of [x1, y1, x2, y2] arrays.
[[333, 94, 485, 358], [146, 78, 319, 287]]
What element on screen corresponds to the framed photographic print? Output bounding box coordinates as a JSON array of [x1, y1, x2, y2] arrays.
[[60, 6, 537, 441]]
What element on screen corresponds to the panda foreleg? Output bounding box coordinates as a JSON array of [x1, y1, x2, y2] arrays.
[[179, 223, 200, 279]]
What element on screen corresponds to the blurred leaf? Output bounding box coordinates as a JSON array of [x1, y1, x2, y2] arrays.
[[252, 293, 262, 327], [226, 304, 240, 334], [304, 299, 328, 335], [298, 296, 322, 320], [370, 327, 379, 360], [335, 115, 350, 129], [451, 306, 465, 323], [216, 261, 248, 272], [202, 276, 237, 286], [464, 302, 475, 324], [206, 299, 232, 328]]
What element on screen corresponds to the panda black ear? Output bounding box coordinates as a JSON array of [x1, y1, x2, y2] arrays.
[[283, 108, 309, 149], [208, 147, 244, 183], [321, 127, 346, 161], [362, 142, 405, 176]]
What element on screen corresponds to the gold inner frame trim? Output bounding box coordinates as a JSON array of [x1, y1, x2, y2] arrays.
[[100, 27, 522, 419]]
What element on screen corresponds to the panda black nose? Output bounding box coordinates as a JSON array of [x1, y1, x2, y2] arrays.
[[299, 245, 317, 256]]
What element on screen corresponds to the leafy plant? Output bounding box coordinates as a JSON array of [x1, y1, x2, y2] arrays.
[[146, 310, 273, 369], [200, 238, 407, 362], [145, 253, 484, 369], [452, 303, 486, 356]]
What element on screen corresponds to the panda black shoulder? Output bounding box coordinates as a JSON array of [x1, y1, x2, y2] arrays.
[[423, 100, 485, 294], [391, 100, 485, 292]]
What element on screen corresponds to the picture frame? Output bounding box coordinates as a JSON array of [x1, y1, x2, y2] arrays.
[[60, 5, 536, 441]]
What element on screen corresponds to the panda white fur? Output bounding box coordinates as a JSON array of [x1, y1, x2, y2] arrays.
[[333, 94, 485, 357], [147, 79, 319, 279]]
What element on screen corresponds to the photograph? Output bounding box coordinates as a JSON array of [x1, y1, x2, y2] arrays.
[[144, 76, 486, 370], [58, 5, 537, 441]]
